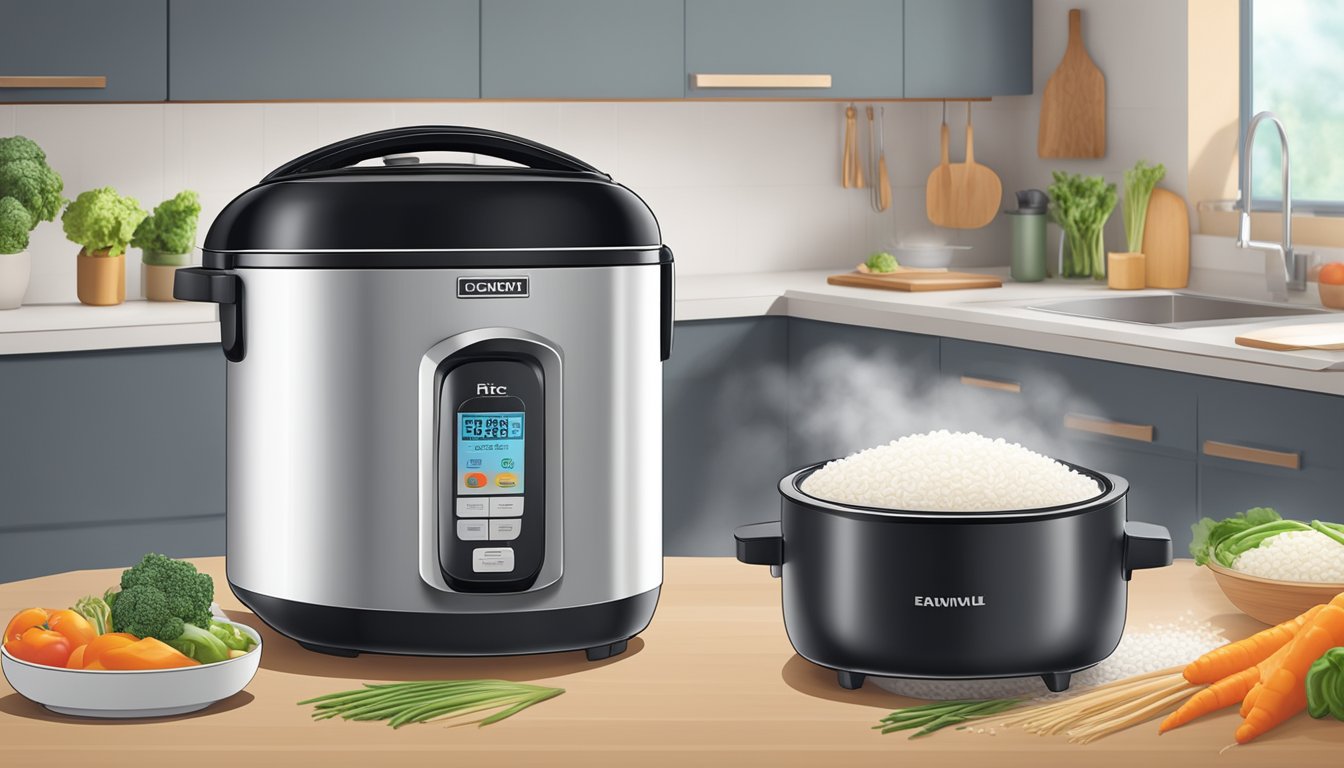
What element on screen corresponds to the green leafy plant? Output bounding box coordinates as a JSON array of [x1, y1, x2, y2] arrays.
[[1123, 161, 1166, 253], [132, 190, 201, 265], [1307, 646, 1344, 721], [61, 187, 146, 257], [1048, 171, 1118, 279], [0, 135, 65, 255], [864, 251, 899, 273]]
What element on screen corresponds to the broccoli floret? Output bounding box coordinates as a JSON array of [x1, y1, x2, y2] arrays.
[[0, 156, 65, 223], [110, 584, 185, 641], [132, 190, 201, 261], [0, 136, 45, 165], [864, 251, 899, 273], [115, 553, 214, 631], [0, 197, 32, 254]]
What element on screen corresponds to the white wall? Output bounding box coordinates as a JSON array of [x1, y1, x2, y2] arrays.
[[0, 0, 1188, 305]]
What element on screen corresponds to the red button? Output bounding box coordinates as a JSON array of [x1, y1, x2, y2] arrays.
[[464, 472, 488, 489]]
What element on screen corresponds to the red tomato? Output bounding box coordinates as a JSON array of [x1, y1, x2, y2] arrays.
[[1321, 262, 1344, 285], [4, 607, 49, 644], [4, 627, 72, 667], [44, 609, 97, 648]]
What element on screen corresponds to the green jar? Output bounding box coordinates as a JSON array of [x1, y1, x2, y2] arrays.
[[1008, 211, 1046, 282]]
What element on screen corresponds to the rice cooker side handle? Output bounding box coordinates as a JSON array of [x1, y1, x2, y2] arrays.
[[1123, 521, 1173, 580], [174, 268, 244, 363], [735, 522, 783, 578]]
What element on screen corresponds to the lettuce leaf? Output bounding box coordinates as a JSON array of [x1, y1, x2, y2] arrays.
[[1189, 507, 1280, 565]]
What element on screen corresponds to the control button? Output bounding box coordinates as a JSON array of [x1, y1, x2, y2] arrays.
[[455, 498, 489, 518], [489, 519, 521, 541], [495, 472, 518, 488], [472, 547, 515, 573], [489, 497, 523, 517], [463, 472, 488, 489], [500, 457, 515, 469], [456, 519, 488, 541]]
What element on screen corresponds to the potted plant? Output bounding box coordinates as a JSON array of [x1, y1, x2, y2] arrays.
[[0, 136, 65, 310], [132, 191, 201, 302], [1108, 160, 1167, 290], [61, 187, 146, 306], [1048, 171, 1117, 279]]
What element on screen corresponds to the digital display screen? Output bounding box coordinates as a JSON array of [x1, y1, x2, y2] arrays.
[[457, 411, 524, 495]]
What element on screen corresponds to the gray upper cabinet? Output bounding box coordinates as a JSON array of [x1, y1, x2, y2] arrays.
[[685, 0, 904, 99], [481, 0, 684, 99], [0, 0, 166, 103], [904, 0, 1033, 98], [168, 0, 480, 101]]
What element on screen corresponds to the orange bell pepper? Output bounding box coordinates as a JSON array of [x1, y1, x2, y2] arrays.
[[44, 609, 98, 648], [66, 645, 87, 669], [100, 637, 200, 670], [77, 633, 138, 669], [4, 627, 72, 667], [5, 607, 52, 644]]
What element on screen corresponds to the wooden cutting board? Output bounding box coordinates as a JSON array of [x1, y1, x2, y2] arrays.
[[1142, 188, 1190, 288], [926, 113, 1001, 229], [828, 270, 1003, 292], [1038, 9, 1106, 158], [1235, 323, 1344, 351]]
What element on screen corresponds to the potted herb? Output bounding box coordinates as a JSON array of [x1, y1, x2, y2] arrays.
[[1106, 161, 1168, 289], [1048, 171, 1118, 279], [61, 187, 146, 306], [0, 136, 65, 310], [132, 191, 201, 302]]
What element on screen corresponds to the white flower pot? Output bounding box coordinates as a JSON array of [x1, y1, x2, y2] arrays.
[[0, 250, 31, 310]]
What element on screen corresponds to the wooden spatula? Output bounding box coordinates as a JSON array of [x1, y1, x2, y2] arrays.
[[1038, 9, 1106, 158], [925, 105, 954, 225], [928, 103, 1002, 229]]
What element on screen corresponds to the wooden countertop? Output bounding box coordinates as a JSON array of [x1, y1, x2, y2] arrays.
[[2, 558, 1341, 767]]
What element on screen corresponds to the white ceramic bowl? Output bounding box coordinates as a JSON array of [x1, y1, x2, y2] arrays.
[[1, 619, 262, 718]]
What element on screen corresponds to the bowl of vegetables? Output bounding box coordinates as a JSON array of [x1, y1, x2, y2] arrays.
[[1, 554, 261, 718], [1193, 508, 1344, 625]]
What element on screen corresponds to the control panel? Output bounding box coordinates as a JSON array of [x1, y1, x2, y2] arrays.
[[437, 355, 544, 592]]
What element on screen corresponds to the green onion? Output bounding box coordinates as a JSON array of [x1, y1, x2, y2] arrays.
[[298, 680, 564, 729], [875, 698, 1022, 738]]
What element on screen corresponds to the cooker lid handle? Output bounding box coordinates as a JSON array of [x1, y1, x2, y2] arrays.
[[734, 521, 783, 568], [1123, 521, 1173, 580], [261, 125, 608, 181]]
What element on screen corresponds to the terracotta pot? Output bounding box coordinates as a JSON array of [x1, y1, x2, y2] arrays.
[[76, 249, 126, 306], [1320, 281, 1344, 310], [142, 263, 184, 302], [1106, 251, 1146, 290], [0, 250, 30, 310]]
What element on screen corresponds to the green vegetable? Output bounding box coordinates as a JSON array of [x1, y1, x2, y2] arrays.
[[1312, 520, 1344, 548], [132, 190, 201, 263], [874, 698, 1022, 738], [1307, 646, 1344, 720], [72, 594, 112, 635], [1213, 519, 1311, 567], [208, 619, 255, 652], [298, 680, 565, 728], [1190, 507, 1282, 566], [0, 197, 32, 254], [0, 135, 65, 255], [1123, 160, 1166, 253], [865, 251, 899, 273], [168, 622, 232, 663], [108, 553, 214, 640], [1048, 171, 1118, 279], [61, 187, 146, 257]]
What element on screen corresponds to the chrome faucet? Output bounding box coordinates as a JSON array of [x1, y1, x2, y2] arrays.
[[1238, 111, 1307, 297]]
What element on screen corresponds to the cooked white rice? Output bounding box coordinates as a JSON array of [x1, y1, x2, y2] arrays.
[[800, 430, 1101, 511], [1232, 529, 1344, 583]]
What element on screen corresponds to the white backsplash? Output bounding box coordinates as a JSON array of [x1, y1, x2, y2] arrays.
[[0, 0, 1190, 305]]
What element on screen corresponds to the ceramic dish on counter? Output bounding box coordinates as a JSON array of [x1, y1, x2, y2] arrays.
[[1, 619, 262, 718], [1206, 562, 1344, 625], [892, 243, 972, 269]]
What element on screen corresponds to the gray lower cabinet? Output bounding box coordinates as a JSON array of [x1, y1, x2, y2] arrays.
[[168, 0, 480, 100], [481, 0, 684, 98], [663, 317, 790, 555], [685, 0, 904, 98], [0, 0, 166, 102], [903, 0, 1033, 98]]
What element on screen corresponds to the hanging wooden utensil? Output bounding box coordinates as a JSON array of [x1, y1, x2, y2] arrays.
[[867, 105, 881, 211], [842, 104, 855, 188], [928, 103, 1002, 229], [877, 107, 892, 212], [1038, 9, 1106, 158], [925, 102, 955, 225]]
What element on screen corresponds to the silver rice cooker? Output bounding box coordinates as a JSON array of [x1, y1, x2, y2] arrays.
[[175, 126, 672, 660]]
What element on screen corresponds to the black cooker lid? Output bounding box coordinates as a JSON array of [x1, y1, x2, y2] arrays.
[[201, 126, 666, 269]]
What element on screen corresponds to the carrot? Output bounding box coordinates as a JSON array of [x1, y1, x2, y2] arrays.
[[1240, 640, 1293, 718], [1236, 604, 1344, 743], [1182, 605, 1323, 684], [1159, 665, 1260, 733]]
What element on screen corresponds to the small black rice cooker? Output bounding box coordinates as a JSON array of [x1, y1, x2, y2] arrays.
[[734, 461, 1172, 692]]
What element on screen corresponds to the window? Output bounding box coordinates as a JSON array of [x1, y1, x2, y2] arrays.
[[1243, 0, 1344, 210]]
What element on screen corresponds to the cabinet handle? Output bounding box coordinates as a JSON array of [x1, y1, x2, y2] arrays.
[[1202, 440, 1301, 470], [0, 75, 107, 89], [1064, 413, 1154, 443], [691, 73, 832, 89], [959, 375, 1021, 394]]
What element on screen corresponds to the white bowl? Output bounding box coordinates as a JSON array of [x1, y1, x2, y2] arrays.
[[1, 620, 262, 718], [893, 244, 972, 269]]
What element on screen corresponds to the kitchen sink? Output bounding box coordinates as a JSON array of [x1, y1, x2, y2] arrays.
[[1028, 293, 1331, 328]]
